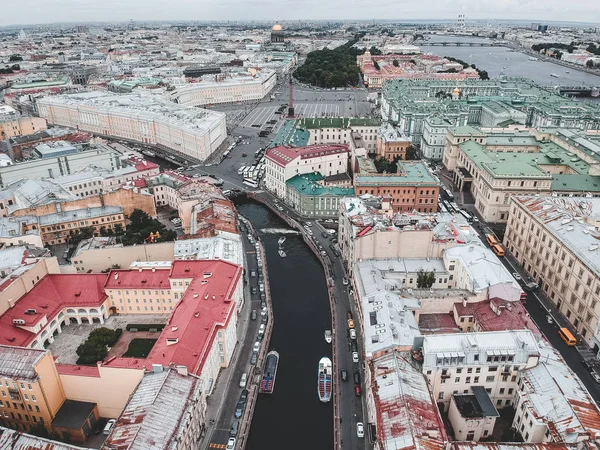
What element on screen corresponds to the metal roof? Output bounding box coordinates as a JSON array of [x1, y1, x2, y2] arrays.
[[0, 345, 47, 380]]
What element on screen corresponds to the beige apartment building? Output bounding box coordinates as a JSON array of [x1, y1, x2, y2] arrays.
[[0, 117, 47, 140], [504, 195, 600, 349], [0, 346, 66, 433], [443, 127, 600, 223]]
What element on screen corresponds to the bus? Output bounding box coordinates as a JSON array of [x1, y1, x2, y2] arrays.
[[486, 234, 499, 247], [243, 179, 259, 188], [439, 203, 448, 213], [558, 327, 577, 346], [443, 200, 453, 213], [459, 210, 474, 223], [491, 244, 505, 257]]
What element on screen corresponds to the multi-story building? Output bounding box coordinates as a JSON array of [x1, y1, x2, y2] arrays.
[[0, 116, 47, 140], [354, 159, 440, 213], [420, 115, 463, 161], [103, 368, 206, 450], [444, 127, 600, 223], [298, 118, 381, 154], [0, 346, 66, 434], [285, 172, 354, 218], [264, 143, 349, 199], [376, 122, 412, 161], [338, 196, 480, 267], [381, 78, 600, 144], [37, 91, 227, 163], [170, 69, 277, 107], [504, 195, 600, 349], [421, 330, 540, 411]]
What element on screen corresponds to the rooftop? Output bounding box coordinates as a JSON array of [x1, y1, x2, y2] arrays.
[[0, 426, 94, 450], [355, 161, 440, 186], [454, 387, 499, 418], [104, 369, 200, 450], [265, 143, 348, 167], [371, 351, 446, 450], [52, 400, 97, 430], [286, 172, 354, 197], [513, 196, 600, 278], [37, 91, 226, 135], [174, 233, 243, 266], [37, 206, 123, 226], [0, 345, 46, 380], [297, 117, 380, 129]]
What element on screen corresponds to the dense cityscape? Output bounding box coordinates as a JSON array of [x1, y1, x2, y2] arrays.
[[1, 11, 600, 450]]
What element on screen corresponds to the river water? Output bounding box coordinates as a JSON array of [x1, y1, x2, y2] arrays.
[[236, 199, 334, 450], [422, 35, 600, 87]]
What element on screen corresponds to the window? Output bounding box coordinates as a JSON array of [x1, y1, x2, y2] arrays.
[[455, 377, 460, 383], [486, 376, 495, 382], [438, 392, 444, 400]]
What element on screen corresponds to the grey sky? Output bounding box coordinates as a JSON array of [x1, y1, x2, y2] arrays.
[[2, 0, 599, 27]]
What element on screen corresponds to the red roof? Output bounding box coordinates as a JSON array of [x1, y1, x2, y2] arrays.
[[105, 260, 242, 375], [265, 144, 348, 167], [0, 274, 108, 347], [56, 363, 100, 377], [454, 298, 541, 336], [104, 268, 171, 290], [132, 159, 160, 172]]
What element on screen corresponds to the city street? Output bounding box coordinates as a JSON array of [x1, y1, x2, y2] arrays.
[[202, 230, 264, 450]]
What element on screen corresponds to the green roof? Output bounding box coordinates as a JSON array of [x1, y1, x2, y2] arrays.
[[298, 117, 380, 129], [355, 161, 439, 186], [269, 120, 309, 148], [450, 125, 486, 136], [551, 174, 600, 192], [286, 172, 355, 197]]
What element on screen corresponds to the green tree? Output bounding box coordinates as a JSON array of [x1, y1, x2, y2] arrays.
[[392, 59, 399, 67], [417, 270, 436, 288], [369, 46, 382, 55], [587, 59, 595, 68], [373, 157, 389, 173], [128, 209, 154, 232], [88, 327, 117, 346], [405, 145, 417, 160], [9, 54, 22, 61]]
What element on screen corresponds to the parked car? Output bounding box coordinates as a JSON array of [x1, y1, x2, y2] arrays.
[[512, 272, 522, 281], [251, 310, 257, 321], [227, 438, 236, 450], [341, 369, 348, 381], [253, 342, 260, 353], [251, 287, 258, 295], [322, 231, 329, 238], [234, 402, 244, 418], [342, 278, 349, 286], [357, 422, 364, 438], [347, 311, 353, 320], [239, 389, 249, 404], [350, 329, 356, 340], [354, 384, 362, 396], [230, 419, 240, 437], [351, 341, 358, 353], [239, 372, 247, 388], [593, 373, 600, 384], [353, 370, 360, 385], [352, 352, 359, 363], [348, 319, 355, 329], [103, 419, 116, 435], [250, 352, 258, 365], [250, 270, 256, 277]]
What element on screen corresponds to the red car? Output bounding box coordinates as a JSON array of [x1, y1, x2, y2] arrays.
[[347, 311, 353, 320], [355, 385, 361, 396], [242, 153, 247, 157]]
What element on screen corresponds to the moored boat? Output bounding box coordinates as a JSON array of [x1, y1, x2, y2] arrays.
[[318, 357, 332, 402], [259, 350, 279, 394], [278, 236, 286, 245], [278, 249, 286, 258], [324, 330, 332, 344]]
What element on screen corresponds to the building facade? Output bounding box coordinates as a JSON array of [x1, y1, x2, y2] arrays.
[[37, 91, 227, 163], [0, 117, 47, 140]]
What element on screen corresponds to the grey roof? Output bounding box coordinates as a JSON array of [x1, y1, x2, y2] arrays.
[[0, 246, 27, 271], [104, 369, 200, 450], [0, 178, 76, 213], [0, 216, 39, 239], [471, 386, 500, 417], [52, 400, 97, 429], [38, 206, 123, 226], [0, 345, 47, 380]]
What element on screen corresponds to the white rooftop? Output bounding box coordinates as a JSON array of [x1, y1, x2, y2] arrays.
[[38, 90, 225, 135], [38, 206, 122, 226], [444, 245, 520, 293], [174, 232, 243, 266]]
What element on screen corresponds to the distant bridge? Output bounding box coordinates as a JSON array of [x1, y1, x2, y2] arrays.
[[424, 41, 508, 47], [555, 85, 600, 97]]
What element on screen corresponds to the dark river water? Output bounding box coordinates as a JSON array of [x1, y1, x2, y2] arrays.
[[236, 199, 334, 450], [423, 35, 600, 88]]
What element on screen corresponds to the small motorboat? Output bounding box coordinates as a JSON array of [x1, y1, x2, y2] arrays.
[[324, 330, 332, 344], [278, 237, 286, 245], [546, 315, 553, 324], [278, 249, 286, 258]]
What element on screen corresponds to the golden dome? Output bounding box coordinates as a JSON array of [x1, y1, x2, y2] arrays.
[[452, 87, 461, 94], [272, 24, 283, 31]]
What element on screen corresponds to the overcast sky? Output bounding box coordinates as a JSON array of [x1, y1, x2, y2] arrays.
[[2, 0, 599, 27]]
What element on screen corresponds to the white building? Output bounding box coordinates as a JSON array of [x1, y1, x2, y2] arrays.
[[36, 91, 227, 163], [171, 69, 277, 107], [264, 144, 349, 199], [421, 330, 541, 411], [420, 115, 457, 161]]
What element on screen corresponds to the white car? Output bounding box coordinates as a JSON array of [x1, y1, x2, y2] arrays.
[[593, 373, 600, 384], [357, 422, 364, 438], [253, 342, 260, 353], [350, 329, 357, 340], [103, 419, 116, 435], [512, 272, 522, 281], [239, 373, 247, 388], [352, 352, 359, 363], [342, 278, 349, 286], [226, 438, 236, 450]]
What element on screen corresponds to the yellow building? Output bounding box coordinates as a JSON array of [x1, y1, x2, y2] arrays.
[[0, 345, 66, 434], [0, 116, 47, 140]]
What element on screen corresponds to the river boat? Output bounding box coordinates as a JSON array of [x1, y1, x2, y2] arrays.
[[259, 351, 279, 394], [324, 330, 332, 344], [528, 57, 538, 61], [142, 150, 156, 157], [278, 249, 286, 258], [278, 237, 286, 245], [318, 357, 333, 402], [551, 73, 560, 78]]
